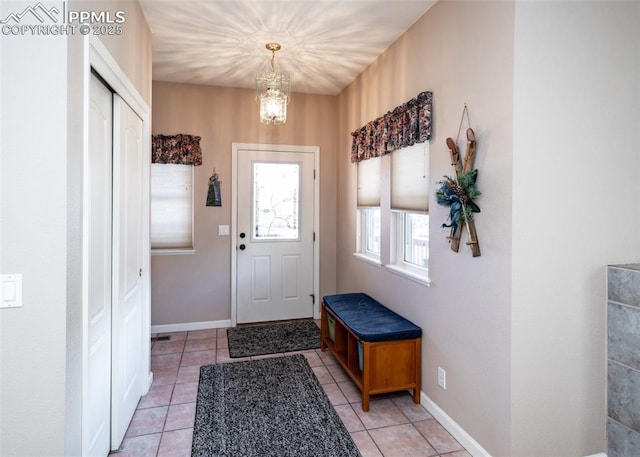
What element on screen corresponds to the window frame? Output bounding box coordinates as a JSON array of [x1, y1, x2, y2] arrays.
[[387, 141, 431, 286], [387, 210, 430, 285]]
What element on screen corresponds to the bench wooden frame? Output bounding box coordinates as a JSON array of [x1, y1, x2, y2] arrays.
[[320, 302, 421, 411]]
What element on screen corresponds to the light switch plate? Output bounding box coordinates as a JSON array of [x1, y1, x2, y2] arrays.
[[1, 274, 23, 308], [218, 225, 230, 236]]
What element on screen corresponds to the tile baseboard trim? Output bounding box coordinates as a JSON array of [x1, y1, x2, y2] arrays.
[[151, 319, 232, 334], [421, 392, 491, 457]]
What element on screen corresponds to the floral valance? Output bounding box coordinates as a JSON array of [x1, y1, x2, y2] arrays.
[[350, 91, 432, 163], [152, 134, 203, 166]]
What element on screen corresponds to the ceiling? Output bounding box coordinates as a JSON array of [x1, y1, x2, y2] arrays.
[[139, 0, 436, 95]]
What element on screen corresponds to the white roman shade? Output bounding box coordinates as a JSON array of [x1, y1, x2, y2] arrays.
[[357, 155, 381, 207], [150, 163, 193, 249], [391, 142, 429, 212]]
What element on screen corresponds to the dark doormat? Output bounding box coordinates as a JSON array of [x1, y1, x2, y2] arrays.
[[192, 354, 361, 457], [226, 320, 321, 358]]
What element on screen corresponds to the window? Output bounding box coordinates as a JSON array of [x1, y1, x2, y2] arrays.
[[253, 162, 300, 240], [150, 163, 194, 253], [401, 212, 429, 268], [355, 156, 381, 264], [389, 143, 430, 284], [361, 208, 381, 256]]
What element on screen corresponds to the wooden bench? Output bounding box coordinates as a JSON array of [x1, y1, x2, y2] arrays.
[[320, 293, 422, 411]]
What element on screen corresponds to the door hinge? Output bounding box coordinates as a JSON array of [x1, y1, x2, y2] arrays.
[[313, 232, 316, 242], [313, 169, 316, 179], [309, 293, 315, 304], [139, 268, 142, 277]]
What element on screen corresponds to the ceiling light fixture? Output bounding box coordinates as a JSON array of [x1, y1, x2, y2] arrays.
[[255, 42, 290, 125]]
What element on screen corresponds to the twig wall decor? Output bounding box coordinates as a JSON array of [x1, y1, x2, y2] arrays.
[[436, 105, 482, 257]]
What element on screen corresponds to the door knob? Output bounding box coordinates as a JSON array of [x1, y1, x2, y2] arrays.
[[239, 244, 246, 250], [240, 232, 246, 238]]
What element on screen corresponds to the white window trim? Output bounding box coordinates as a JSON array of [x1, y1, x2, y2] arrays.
[[354, 207, 381, 266], [151, 248, 196, 256], [385, 264, 431, 286], [388, 211, 430, 286], [353, 252, 382, 267]]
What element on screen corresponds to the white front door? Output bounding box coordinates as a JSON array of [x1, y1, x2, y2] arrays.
[[236, 147, 315, 324], [111, 95, 145, 449], [85, 73, 113, 457]]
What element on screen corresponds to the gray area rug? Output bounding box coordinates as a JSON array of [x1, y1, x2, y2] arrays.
[[226, 320, 321, 358], [192, 354, 361, 457]]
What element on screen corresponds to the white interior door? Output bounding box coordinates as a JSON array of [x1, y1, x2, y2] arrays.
[[236, 148, 315, 323], [111, 95, 145, 449], [85, 73, 113, 457]]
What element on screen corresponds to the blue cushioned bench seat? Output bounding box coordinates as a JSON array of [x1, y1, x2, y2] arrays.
[[322, 293, 422, 342]]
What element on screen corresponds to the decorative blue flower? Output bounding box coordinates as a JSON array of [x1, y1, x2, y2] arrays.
[[435, 170, 481, 238]]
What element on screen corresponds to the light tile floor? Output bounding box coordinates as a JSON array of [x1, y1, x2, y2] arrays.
[[110, 327, 472, 457]]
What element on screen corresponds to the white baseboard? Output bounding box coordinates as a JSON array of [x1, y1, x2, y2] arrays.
[[151, 319, 232, 334], [420, 392, 492, 457], [145, 371, 153, 394], [420, 393, 608, 457]]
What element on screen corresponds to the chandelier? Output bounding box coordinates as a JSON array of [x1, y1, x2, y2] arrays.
[[255, 42, 290, 125]]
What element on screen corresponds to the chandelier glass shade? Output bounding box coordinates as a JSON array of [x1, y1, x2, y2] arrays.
[[255, 43, 290, 125]]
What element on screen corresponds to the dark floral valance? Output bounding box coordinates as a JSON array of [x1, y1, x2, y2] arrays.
[[350, 91, 432, 163], [152, 134, 203, 166]]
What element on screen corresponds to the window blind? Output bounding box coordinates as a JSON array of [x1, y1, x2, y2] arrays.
[[391, 143, 429, 213], [357, 155, 381, 207], [150, 163, 193, 249]]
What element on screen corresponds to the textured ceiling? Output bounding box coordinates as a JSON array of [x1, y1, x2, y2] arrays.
[[139, 0, 436, 95]]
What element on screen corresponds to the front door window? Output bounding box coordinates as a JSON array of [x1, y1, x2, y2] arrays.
[[253, 162, 300, 240]]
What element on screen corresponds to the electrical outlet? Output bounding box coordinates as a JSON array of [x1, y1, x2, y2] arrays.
[[437, 366, 446, 389]]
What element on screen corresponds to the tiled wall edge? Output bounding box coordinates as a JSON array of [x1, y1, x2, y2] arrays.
[[609, 358, 640, 374], [608, 265, 640, 271], [608, 416, 640, 436], [607, 266, 640, 307], [608, 299, 640, 309]]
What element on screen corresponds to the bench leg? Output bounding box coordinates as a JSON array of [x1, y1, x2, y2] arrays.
[[413, 387, 420, 404], [361, 341, 370, 411], [320, 304, 327, 352], [413, 338, 421, 404], [362, 392, 370, 412]]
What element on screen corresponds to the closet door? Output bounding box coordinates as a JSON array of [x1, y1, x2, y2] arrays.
[[86, 73, 113, 457], [111, 94, 145, 449]]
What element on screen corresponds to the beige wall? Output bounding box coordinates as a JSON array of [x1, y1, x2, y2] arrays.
[[151, 82, 337, 325], [511, 2, 640, 455], [0, 1, 152, 455], [90, 0, 153, 103], [336, 1, 514, 455]]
